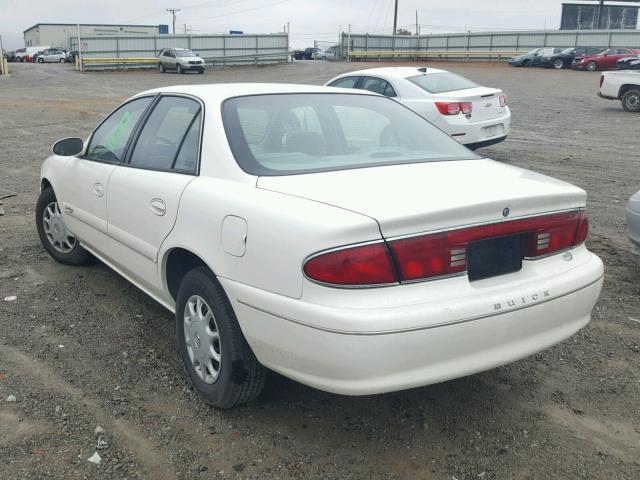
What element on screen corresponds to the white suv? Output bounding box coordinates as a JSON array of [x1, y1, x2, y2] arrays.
[[158, 48, 205, 74]]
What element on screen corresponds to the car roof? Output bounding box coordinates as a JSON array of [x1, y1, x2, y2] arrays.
[[334, 66, 447, 79], [135, 83, 377, 103]]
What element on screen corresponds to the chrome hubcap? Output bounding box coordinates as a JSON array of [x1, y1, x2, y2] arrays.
[[42, 202, 76, 253], [183, 295, 221, 384]]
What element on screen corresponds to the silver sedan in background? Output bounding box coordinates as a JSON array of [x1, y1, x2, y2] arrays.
[[626, 191, 640, 247]]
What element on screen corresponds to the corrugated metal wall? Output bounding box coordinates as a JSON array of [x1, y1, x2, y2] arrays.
[[70, 33, 289, 65], [341, 29, 640, 57]]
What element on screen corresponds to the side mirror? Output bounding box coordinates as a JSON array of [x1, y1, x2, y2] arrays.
[[53, 137, 84, 156]]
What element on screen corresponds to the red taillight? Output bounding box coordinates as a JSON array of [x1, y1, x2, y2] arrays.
[[304, 211, 588, 286], [435, 101, 473, 115], [390, 211, 588, 281], [499, 94, 507, 107], [303, 242, 398, 286]]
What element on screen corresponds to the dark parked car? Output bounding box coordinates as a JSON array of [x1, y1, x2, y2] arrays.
[[3, 50, 16, 62], [508, 48, 561, 67], [292, 49, 305, 60], [540, 47, 604, 69], [303, 47, 319, 60], [67, 50, 79, 63], [617, 56, 640, 70]]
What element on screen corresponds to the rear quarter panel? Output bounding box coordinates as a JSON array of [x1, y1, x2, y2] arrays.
[[159, 177, 382, 301]]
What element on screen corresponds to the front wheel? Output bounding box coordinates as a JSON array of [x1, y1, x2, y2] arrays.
[[586, 61, 597, 72], [522, 59, 531, 67], [175, 267, 266, 408], [553, 58, 564, 69], [176, 64, 184, 74], [159, 63, 165, 73], [622, 89, 640, 112], [35, 187, 91, 265], [59, 58, 65, 63], [37, 58, 43, 63]]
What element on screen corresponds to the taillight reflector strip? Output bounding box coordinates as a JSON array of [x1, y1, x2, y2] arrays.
[[303, 210, 588, 287], [390, 210, 588, 281]]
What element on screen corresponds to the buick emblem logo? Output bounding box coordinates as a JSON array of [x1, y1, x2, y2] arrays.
[[502, 207, 510, 217]]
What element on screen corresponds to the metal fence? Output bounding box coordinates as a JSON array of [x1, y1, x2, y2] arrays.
[[341, 29, 640, 60], [70, 33, 289, 66]]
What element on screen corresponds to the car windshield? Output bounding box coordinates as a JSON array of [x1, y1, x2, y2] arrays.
[[223, 93, 476, 176], [175, 49, 197, 57], [527, 48, 540, 55], [407, 72, 478, 94], [560, 48, 574, 54]]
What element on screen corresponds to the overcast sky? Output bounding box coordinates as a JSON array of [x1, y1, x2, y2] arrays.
[[1, 0, 637, 49]]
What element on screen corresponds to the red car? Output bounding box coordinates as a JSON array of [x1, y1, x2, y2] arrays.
[[572, 48, 640, 71]]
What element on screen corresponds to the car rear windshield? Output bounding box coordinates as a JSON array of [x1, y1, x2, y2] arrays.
[[175, 49, 197, 57], [407, 72, 478, 94], [223, 93, 476, 176]]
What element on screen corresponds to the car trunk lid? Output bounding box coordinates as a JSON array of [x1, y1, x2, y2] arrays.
[[257, 159, 586, 239], [434, 87, 506, 122]]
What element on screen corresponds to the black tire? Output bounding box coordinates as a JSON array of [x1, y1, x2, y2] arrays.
[[522, 59, 531, 67], [586, 61, 597, 72], [622, 89, 640, 113], [175, 267, 266, 408], [553, 58, 564, 69], [198, 69, 204, 74], [35, 187, 91, 266], [37, 58, 43, 63], [177, 64, 183, 74], [59, 58, 65, 63], [159, 63, 165, 73]]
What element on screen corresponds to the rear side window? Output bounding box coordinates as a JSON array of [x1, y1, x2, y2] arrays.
[[361, 77, 397, 97], [129, 96, 202, 174], [86, 97, 153, 163], [407, 72, 478, 94], [328, 76, 360, 89]]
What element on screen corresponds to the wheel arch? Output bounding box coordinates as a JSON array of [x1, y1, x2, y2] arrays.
[[41, 177, 53, 193], [163, 247, 218, 302], [618, 83, 639, 99]]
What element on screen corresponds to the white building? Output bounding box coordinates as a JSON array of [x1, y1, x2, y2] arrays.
[[23, 23, 164, 49]]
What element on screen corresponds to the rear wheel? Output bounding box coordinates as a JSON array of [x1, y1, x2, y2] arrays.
[[59, 58, 64, 63], [35, 187, 91, 265], [159, 63, 165, 73], [175, 267, 266, 408], [553, 58, 564, 69], [622, 89, 640, 112], [586, 61, 597, 72], [37, 58, 43, 63]]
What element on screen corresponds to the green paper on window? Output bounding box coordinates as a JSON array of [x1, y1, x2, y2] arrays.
[[107, 111, 132, 151]]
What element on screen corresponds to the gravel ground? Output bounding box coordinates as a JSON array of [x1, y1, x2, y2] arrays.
[[0, 60, 639, 480]]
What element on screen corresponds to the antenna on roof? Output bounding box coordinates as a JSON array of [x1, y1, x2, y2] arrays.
[[417, 66, 427, 73]]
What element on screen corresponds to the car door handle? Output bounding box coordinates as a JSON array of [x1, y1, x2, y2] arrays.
[[93, 182, 104, 197], [150, 198, 166, 216]]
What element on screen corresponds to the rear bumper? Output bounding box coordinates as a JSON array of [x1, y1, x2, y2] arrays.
[[222, 247, 603, 395], [437, 108, 511, 147], [598, 92, 618, 100], [466, 135, 508, 150]]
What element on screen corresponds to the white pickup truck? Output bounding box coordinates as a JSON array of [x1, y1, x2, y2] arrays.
[[599, 70, 640, 112]]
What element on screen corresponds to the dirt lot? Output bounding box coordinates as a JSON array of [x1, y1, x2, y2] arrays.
[[0, 60, 639, 480]]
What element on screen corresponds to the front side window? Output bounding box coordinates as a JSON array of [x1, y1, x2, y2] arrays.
[[407, 72, 478, 94], [86, 97, 153, 163], [129, 96, 201, 173], [223, 93, 475, 176]]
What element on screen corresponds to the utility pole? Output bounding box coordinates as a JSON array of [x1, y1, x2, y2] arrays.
[[393, 0, 398, 35], [415, 10, 419, 36], [167, 8, 181, 34]]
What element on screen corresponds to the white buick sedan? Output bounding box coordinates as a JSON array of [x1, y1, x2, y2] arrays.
[[325, 67, 511, 149], [37, 84, 603, 408]]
